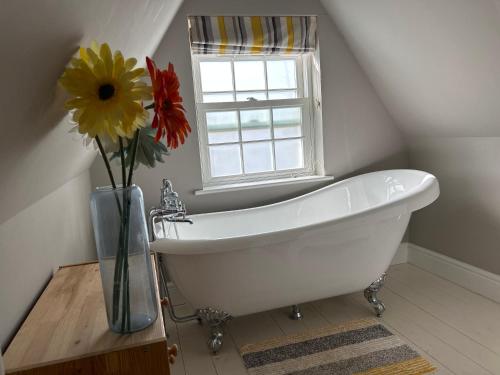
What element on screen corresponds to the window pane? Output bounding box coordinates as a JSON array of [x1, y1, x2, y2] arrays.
[[203, 92, 234, 103], [267, 60, 297, 89], [241, 109, 271, 141], [206, 111, 239, 144], [234, 61, 265, 91], [273, 106, 302, 138], [242, 142, 273, 173], [274, 124, 302, 139], [268, 90, 297, 100], [200, 61, 233, 92], [235, 91, 267, 102], [275, 139, 304, 170], [209, 144, 242, 177]]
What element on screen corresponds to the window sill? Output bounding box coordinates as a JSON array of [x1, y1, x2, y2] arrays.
[[194, 175, 334, 196]]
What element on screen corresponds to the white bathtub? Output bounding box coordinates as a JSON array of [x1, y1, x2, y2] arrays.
[[151, 169, 439, 317]]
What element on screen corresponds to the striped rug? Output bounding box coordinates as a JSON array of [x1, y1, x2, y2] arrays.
[[239, 318, 436, 375]]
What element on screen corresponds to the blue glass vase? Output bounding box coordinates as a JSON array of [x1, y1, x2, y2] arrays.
[[90, 185, 158, 333]]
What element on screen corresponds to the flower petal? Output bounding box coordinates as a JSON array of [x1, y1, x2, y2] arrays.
[[125, 57, 137, 71], [99, 43, 113, 76], [145, 59, 191, 148], [59, 41, 153, 141]]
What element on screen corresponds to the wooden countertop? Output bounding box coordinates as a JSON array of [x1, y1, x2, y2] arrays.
[[4, 257, 165, 373]]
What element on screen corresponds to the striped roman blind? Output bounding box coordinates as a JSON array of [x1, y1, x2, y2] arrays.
[[188, 16, 317, 55]]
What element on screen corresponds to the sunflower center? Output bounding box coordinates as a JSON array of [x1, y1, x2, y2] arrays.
[[98, 83, 115, 101]]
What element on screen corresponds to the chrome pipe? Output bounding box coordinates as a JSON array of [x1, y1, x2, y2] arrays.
[[157, 255, 200, 323]]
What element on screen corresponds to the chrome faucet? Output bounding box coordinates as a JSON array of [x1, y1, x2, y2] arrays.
[[149, 179, 193, 241], [160, 179, 183, 214]]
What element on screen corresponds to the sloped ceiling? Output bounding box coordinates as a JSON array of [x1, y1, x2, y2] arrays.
[[321, 0, 500, 137], [0, 0, 182, 224]]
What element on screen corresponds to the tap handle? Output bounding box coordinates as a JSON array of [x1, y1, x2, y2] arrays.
[[158, 178, 188, 215], [163, 179, 173, 191], [160, 179, 174, 207], [162, 179, 173, 196]]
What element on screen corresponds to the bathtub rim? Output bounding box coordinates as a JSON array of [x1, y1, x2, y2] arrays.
[[151, 169, 439, 255], [152, 209, 411, 255]]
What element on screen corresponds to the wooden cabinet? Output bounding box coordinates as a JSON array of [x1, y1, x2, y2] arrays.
[[3, 258, 174, 375]]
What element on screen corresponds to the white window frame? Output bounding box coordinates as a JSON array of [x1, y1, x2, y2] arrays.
[[191, 53, 319, 188]]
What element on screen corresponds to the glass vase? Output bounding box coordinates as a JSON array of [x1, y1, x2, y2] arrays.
[[90, 185, 158, 333]]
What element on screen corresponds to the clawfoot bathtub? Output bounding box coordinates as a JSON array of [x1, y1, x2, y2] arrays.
[[151, 169, 439, 352]]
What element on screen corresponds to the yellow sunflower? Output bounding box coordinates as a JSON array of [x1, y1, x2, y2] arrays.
[[59, 41, 152, 141]]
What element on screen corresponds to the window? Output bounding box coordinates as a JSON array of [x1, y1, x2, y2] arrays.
[[192, 54, 319, 187]]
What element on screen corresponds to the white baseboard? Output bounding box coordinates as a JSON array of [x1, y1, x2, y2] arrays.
[[391, 242, 409, 265], [401, 242, 500, 304]]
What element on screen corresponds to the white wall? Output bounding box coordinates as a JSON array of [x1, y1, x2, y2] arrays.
[[0, 0, 182, 226], [409, 137, 500, 274], [91, 0, 407, 213], [0, 171, 95, 351], [322, 0, 500, 138], [0, 0, 182, 353], [322, 0, 500, 274]]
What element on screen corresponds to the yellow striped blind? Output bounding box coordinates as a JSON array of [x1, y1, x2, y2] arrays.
[[188, 16, 317, 55]]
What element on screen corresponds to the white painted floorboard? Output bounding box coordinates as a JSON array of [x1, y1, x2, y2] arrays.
[[163, 264, 500, 375]]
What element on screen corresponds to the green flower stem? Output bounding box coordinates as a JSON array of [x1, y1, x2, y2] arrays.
[[119, 138, 126, 188], [120, 227, 127, 331], [127, 130, 140, 187], [95, 136, 133, 331], [117, 190, 128, 331], [122, 130, 140, 330], [112, 221, 125, 324], [118, 139, 129, 330], [118, 130, 140, 331], [95, 136, 116, 189], [111, 130, 142, 331], [96, 133, 126, 327], [120, 189, 132, 332]]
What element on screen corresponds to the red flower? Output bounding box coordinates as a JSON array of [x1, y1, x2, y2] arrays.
[[146, 57, 191, 148]]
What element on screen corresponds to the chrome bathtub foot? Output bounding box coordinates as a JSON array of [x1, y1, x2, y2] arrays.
[[364, 273, 387, 317], [208, 331, 224, 354], [289, 304, 303, 320], [196, 307, 232, 354]]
